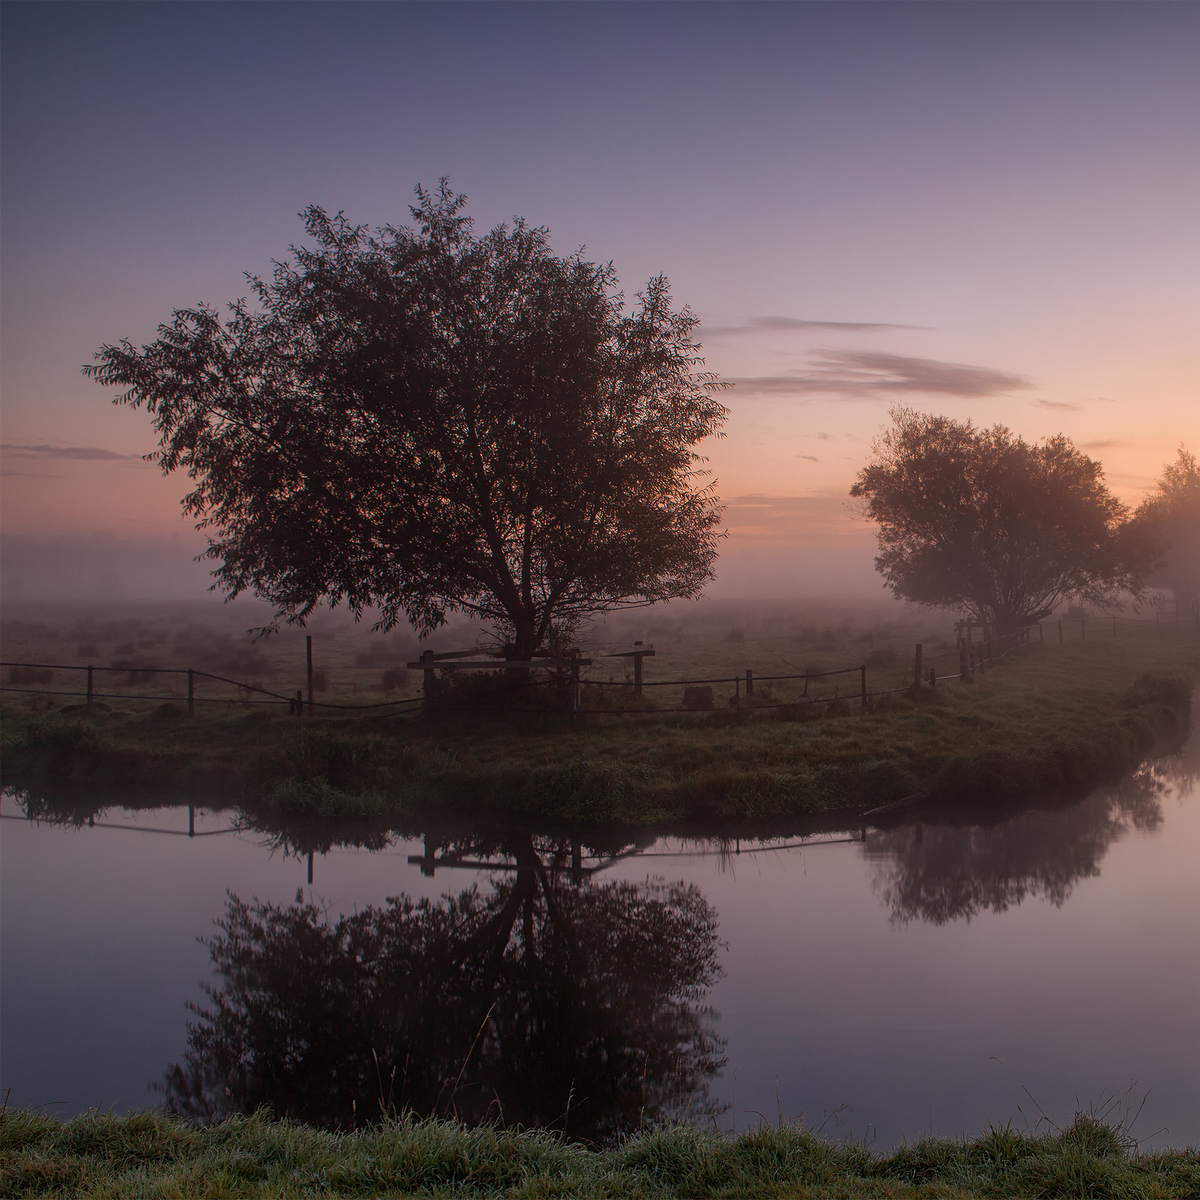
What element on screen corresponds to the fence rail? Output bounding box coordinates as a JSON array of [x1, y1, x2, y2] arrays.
[[3, 601, 1196, 722]]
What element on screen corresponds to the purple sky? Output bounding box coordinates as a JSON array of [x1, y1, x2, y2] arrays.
[[2, 1, 1197, 599]]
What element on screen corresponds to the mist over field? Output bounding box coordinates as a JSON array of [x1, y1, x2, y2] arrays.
[[0, 532, 215, 605], [0, 522, 887, 608]]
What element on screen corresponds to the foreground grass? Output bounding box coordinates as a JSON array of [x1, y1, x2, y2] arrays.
[[3, 632, 1198, 825], [3, 1107, 1198, 1199]]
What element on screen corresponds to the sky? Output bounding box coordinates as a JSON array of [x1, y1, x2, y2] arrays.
[[2, 0, 1197, 602]]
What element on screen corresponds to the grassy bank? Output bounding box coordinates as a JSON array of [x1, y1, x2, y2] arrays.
[[3, 1107, 1198, 1199], [3, 633, 1197, 825]]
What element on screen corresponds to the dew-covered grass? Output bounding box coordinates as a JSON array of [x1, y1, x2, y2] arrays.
[[3, 1106, 1198, 1198]]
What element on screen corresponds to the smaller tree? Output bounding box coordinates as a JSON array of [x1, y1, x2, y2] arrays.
[[849, 407, 1153, 634], [1134, 446, 1200, 607]]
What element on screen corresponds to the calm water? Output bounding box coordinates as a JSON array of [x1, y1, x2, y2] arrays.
[[3, 704, 1198, 1149]]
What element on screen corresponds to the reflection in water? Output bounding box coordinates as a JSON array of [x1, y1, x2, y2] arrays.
[[162, 834, 725, 1141], [865, 763, 1170, 925]]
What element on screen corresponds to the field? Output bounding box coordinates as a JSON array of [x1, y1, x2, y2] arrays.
[[3, 599, 1197, 826], [0, 595, 983, 714]]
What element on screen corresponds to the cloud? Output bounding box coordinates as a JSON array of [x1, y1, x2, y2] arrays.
[[703, 315, 930, 339], [0, 442, 145, 461], [797, 454, 821, 462], [1032, 399, 1081, 412], [728, 350, 1032, 399], [1106, 471, 1157, 488], [1080, 439, 1126, 449], [816, 432, 831, 440]]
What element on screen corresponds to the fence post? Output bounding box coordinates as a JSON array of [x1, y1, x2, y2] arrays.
[[86, 665, 94, 714], [188, 806, 195, 837], [570, 650, 581, 720], [860, 664, 867, 707], [634, 651, 644, 700], [912, 644, 923, 694], [421, 649, 435, 716], [978, 643, 986, 674], [306, 635, 314, 717], [295, 689, 303, 716], [187, 668, 195, 717], [960, 643, 970, 681], [745, 668, 754, 698]]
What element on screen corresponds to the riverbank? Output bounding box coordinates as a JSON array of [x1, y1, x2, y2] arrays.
[[3, 634, 1197, 825], [3, 1106, 1198, 1199]]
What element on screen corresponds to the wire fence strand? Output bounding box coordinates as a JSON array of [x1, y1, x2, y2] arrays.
[[3, 608, 1196, 720]]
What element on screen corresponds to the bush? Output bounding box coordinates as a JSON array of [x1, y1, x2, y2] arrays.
[[432, 667, 570, 712], [1121, 672, 1191, 712], [6, 666, 53, 685], [866, 645, 897, 668]]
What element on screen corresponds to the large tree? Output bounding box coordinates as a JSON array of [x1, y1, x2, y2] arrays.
[[86, 182, 727, 657], [849, 407, 1152, 635], [1134, 446, 1200, 607]]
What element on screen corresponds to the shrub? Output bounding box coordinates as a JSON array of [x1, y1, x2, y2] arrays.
[[6, 666, 52, 685]]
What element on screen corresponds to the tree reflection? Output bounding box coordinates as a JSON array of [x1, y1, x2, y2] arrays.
[[162, 835, 725, 1142], [865, 765, 1168, 925]]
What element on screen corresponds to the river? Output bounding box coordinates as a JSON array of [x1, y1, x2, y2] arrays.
[[3, 696, 1197, 1149]]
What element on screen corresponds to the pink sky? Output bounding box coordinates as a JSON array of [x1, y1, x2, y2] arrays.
[[2, 2, 1196, 599]]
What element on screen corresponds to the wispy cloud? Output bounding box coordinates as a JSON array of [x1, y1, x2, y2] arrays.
[[1080, 439, 1126, 449], [797, 454, 821, 462], [728, 493, 850, 514], [723, 492, 870, 540], [703, 315, 929, 339], [1032, 399, 1081, 412], [729, 350, 1032, 399], [0, 442, 145, 461]]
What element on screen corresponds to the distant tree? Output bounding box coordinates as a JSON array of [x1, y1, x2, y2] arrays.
[[849, 407, 1154, 635], [85, 182, 727, 657], [1134, 446, 1200, 607]]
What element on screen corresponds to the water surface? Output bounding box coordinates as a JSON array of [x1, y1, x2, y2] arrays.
[[3, 704, 1197, 1148]]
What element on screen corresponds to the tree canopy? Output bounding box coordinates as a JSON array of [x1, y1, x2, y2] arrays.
[[849, 407, 1153, 633], [85, 182, 727, 656], [1135, 446, 1200, 607]]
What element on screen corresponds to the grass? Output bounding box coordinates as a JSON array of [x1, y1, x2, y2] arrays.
[[2, 1106, 1198, 1198], [2, 627, 1197, 827]]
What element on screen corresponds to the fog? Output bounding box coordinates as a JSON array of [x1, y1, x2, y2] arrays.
[[0, 528, 889, 608], [0, 533, 215, 605]]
